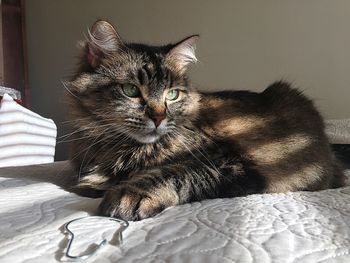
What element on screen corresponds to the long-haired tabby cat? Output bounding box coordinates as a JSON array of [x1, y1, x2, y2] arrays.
[[66, 20, 345, 221]]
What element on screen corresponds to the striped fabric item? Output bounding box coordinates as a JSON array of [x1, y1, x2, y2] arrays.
[[0, 94, 57, 167]]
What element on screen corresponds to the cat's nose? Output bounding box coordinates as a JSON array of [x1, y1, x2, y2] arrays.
[[146, 107, 166, 127], [151, 115, 165, 127]]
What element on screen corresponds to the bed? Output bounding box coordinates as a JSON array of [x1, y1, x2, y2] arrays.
[[0, 160, 350, 263]]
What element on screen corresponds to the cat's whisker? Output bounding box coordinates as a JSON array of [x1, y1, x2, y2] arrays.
[[61, 80, 82, 101], [61, 116, 117, 124], [72, 125, 127, 175], [96, 129, 135, 171], [58, 121, 121, 141], [58, 124, 96, 137], [172, 128, 221, 176], [83, 131, 129, 173], [57, 124, 115, 143], [57, 136, 91, 144], [126, 126, 146, 130], [58, 127, 92, 140], [125, 117, 144, 122], [67, 130, 122, 168], [77, 127, 120, 179]]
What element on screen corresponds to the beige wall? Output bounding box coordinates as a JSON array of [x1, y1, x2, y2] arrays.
[[26, 0, 350, 160]]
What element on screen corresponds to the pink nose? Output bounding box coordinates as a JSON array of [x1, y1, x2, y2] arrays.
[[146, 106, 166, 127], [151, 115, 165, 127]]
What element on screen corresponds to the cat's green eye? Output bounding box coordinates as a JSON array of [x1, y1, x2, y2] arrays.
[[122, 84, 140, 98], [166, 89, 180, 101]]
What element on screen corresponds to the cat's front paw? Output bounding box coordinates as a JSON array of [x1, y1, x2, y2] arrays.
[[98, 184, 172, 221]]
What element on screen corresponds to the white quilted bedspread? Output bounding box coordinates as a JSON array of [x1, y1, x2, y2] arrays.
[[0, 162, 350, 263]]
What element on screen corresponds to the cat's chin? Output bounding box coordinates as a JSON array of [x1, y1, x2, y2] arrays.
[[132, 134, 161, 144]]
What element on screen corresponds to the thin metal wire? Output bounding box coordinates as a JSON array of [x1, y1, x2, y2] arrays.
[[63, 216, 129, 261]]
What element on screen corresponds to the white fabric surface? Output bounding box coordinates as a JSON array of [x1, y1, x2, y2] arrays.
[[0, 94, 57, 167], [0, 161, 350, 263]]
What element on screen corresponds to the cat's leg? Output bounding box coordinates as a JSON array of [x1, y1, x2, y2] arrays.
[[71, 165, 122, 198], [99, 168, 181, 220], [99, 159, 265, 220], [72, 172, 111, 198], [98, 165, 205, 220]]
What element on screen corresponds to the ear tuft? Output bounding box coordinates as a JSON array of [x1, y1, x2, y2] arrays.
[[85, 20, 124, 68], [166, 35, 199, 73]]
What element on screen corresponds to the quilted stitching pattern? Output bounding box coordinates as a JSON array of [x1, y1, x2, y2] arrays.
[[0, 171, 349, 263]]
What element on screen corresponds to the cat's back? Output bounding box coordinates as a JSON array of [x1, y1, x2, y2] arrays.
[[200, 81, 324, 135], [199, 81, 345, 191]]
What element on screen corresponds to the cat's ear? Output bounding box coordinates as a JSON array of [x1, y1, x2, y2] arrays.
[[85, 20, 124, 68], [166, 35, 199, 73]]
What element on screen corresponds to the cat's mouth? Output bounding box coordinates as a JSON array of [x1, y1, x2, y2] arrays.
[[134, 130, 161, 144], [125, 119, 172, 144], [144, 130, 159, 136], [129, 128, 167, 144]]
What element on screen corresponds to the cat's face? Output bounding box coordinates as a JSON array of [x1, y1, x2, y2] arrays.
[[67, 20, 200, 144]]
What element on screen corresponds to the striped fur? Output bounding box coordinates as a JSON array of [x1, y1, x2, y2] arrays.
[[66, 20, 345, 220]]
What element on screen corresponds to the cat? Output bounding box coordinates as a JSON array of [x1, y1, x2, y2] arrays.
[[66, 20, 345, 221]]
